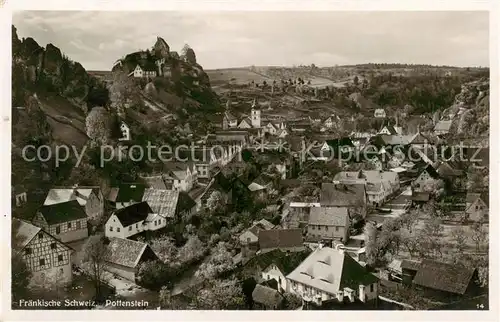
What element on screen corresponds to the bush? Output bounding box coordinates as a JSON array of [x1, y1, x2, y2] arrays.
[[136, 260, 174, 290]]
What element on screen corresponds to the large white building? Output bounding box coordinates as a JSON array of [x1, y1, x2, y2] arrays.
[[286, 246, 379, 306]]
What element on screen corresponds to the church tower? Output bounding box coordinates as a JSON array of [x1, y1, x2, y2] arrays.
[[251, 98, 261, 128]]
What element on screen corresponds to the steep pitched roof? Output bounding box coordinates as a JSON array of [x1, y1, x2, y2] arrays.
[[247, 249, 312, 275], [412, 259, 476, 295], [141, 188, 179, 219], [252, 284, 284, 307], [380, 125, 398, 135], [44, 187, 100, 206], [320, 183, 366, 207], [287, 247, 378, 295], [466, 192, 489, 208], [258, 228, 303, 250], [12, 218, 72, 253], [108, 183, 147, 203], [12, 218, 41, 251], [140, 176, 170, 190], [309, 207, 349, 227], [105, 237, 152, 268], [420, 164, 440, 179], [434, 120, 453, 133], [37, 200, 87, 225], [112, 201, 153, 226]]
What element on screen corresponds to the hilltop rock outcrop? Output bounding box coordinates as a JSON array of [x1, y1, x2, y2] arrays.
[[12, 25, 107, 111]]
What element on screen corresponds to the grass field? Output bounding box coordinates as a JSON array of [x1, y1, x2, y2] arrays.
[[38, 95, 89, 148], [206, 68, 272, 86]]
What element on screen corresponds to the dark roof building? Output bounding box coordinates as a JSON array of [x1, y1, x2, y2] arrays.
[[258, 228, 304, 252], [36, 200, 87, 225], [412, 259, 478, 295], [113, 201, 153, 227], [320, 182, 366, 207], [105, 237, 159, 269], [107, 183, 147, 203]]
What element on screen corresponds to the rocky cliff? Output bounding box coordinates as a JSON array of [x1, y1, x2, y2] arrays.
[[441, 78, 489, 140], [12, 25, 108, 112]]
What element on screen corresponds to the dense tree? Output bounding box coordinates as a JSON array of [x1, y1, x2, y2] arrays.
[[177, 235, 206, 265], [137, 260, 173, 290], [85, 106, 113, 147], [193, 278, 245, 310], [195, 242, 234, 280]]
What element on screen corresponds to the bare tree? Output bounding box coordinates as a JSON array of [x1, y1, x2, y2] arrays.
[[470, 222, 487, 253], [82, 235, 110, 302]]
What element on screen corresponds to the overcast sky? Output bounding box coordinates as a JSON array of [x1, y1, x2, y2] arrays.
[[13, 11, 489, 70]]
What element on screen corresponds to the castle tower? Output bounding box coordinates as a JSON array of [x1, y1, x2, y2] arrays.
[[251, 99, 261, 128]]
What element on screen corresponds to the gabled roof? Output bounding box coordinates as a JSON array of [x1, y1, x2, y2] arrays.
[[287, 247, 378, 295], [466, 192, 489, 207], [320, 182, 366, 207], [436, 162, 464, 178], [434, 120, 453, 132], [224, 111, 237, 122], [252, 284, 284, 307], [108, 183, 146, 203], [419, 164, 440, 179], [380, 125, 398, 135], [44, 187, 100, 206], [324, 138, 355, 149], [105, 237, 154, 268], [258, 228, 303, 250], [247, 249, 312, 275], [141, 188, 179, 219], [140, 176, 170, 190], [12, 218, 41, 251], [309, 207, 349, 227], [112, 201, 153, 226], [37, 200, 87, 225], [412, 259, 476, 295], [12, 218, 72, 253]]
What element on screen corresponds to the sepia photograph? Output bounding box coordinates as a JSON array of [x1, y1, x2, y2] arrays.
[[5, 5, 495, 318]]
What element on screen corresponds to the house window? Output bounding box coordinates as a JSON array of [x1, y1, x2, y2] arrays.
[[129, 226, 132, 231], [136, 223, 138, 229], [110, 226, 113, 232], [370, 284, 374, 292], [39, 258, 45, 266], [67, 222, 72, 229], [117, 227, 121, 232], [58, 254, 63, 262], [56, 226, 61, 234], [76, 221, 81, 229], [312, 226, 315, 230], [25, 248, 32, 255], [325, 226, 328, 231], [38, 233, 43, 240], [335, 227, 339, 232], [50, 243, 56, 250]]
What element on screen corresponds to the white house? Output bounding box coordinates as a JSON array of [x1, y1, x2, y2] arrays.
[[119, 122, 131, 141], [164, 162, 197, 192], [323, 115, 340, 129], [412, 165, 441, 192], [128, 64, 157, 78], [378, 125, 398, 135], [105, 201, 165, 239], [286, 247, 379, 306], [465, 192, 488, 222], [374, 109, 386, 118]]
